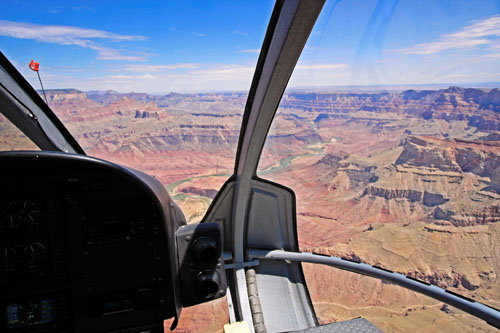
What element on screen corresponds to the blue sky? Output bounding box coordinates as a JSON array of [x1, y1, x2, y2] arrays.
[[1, 0, 500, 93]]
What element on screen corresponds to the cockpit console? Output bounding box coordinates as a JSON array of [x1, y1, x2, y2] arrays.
[[0, 151, 226, 332]]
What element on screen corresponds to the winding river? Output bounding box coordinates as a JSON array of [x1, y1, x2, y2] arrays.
[[165, 136, 342, 199]]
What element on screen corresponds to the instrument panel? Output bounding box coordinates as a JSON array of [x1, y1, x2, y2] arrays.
[[0, 198, 50, 281], [0, 152, 181, 333]]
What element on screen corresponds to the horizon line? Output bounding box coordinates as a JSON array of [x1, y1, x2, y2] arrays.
[[36, 81, 500, 96]]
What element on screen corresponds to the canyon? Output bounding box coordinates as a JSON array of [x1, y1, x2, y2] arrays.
[[1, 86, 499, 332]]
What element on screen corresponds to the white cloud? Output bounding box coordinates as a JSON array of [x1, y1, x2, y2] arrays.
[[233, 30, 248, 36], [0, 20, 148, 61], [110, 74, 156, 80], [296, 63, 348, 70], [20, 61, 354, 93], [102, 63, 349, 91], [0, 20, 146, 42], [289, 63, 350, 87], [90, 46, 148, 61], [73, 5, 93, 11], [484, 52, 500, 59], [189, 64, 255, 81], [109, 74, 132, 79], [401, 15, 500, 55], [239, 49, 260, 54], [193, 32, 206, 37], [30, 63, 256, 93], [120, 64, 201, 72]]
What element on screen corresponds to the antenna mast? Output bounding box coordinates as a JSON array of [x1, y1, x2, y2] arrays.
[[29, 60, 48, 104]]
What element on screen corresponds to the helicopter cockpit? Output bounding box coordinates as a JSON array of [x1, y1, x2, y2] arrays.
[[1, 1, 500, 332]]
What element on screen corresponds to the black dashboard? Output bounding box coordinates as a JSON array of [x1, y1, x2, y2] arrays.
[[0, 151, 183, 332]]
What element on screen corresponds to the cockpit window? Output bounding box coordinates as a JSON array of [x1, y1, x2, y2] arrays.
[[0, 114, 39, 151], [0, 1, 274, 224], [47, 89, 246, 223], [258, 0, 500, 330], [1, 3, 274, 331]]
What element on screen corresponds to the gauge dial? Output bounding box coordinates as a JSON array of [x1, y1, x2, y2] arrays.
[[24, 242, 48, 259], [0, 200, 44, 232], [2, 246, 16, 263]]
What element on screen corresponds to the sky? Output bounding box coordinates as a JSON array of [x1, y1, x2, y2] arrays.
[[1, 0, 500, 93]]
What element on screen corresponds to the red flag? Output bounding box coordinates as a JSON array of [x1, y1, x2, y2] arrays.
[[29, 60, 39, 72]]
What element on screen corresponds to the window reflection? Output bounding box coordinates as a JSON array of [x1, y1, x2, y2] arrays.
[[0, 114, 39, 151]]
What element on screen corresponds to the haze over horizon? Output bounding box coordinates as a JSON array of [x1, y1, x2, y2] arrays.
[[1, 0, 500, 93]]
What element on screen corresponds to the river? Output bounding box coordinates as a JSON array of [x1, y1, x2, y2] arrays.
[[165, 136, 342, 198]]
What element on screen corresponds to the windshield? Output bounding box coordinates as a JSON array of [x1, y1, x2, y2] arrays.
[[0, 0, 273, 223], [258, 0, 500, 331], [0, 1, 273, 332]]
